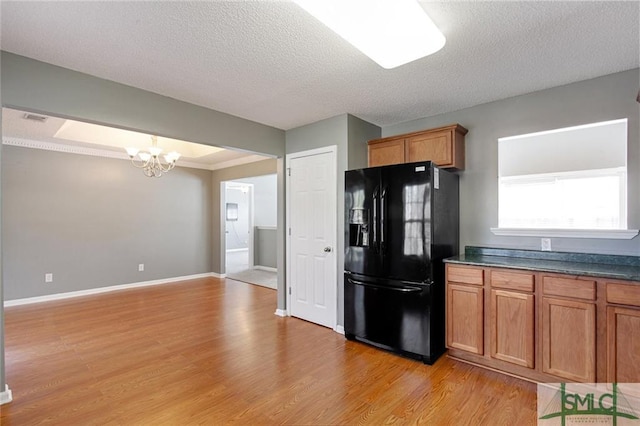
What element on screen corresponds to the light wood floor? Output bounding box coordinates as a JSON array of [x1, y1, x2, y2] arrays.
[[1, 277, 537, 425]]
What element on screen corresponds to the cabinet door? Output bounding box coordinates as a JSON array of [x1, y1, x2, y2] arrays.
[[406, 131, 452, 167], [490, 289, 535, 368], [607, 306, 640, 383], [446, 284, 484, 354], [368, 139, 405, 167], [542, 297, 596, 382]]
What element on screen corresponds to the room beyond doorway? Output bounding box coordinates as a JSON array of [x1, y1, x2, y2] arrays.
[[226, 250, 277, 289], [224, 175, 278, 290]]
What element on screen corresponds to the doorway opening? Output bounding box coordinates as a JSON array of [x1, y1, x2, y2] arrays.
[[224, 174, 277, 289]]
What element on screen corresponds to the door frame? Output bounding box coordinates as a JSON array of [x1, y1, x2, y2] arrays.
[[285, 145, 338, 329]]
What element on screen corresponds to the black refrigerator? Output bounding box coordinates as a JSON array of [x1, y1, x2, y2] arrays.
[[344, 161, 459, 364]]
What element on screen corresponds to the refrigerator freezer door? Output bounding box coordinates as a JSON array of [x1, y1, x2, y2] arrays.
[[344, 273, 442, 363]]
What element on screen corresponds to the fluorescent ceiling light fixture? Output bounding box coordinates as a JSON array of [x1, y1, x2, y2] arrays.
[[293, 0, 445, 69]]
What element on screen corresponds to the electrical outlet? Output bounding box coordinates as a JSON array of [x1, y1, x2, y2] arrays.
[[138, 263, 144, 272], [45, 273, 53, 283], [541, 238, 552, 251]]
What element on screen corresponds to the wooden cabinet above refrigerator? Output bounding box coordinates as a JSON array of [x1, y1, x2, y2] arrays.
[[367, 124, 468, 170]]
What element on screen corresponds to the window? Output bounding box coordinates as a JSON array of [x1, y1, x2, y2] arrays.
[[492, 119, 637, 239]]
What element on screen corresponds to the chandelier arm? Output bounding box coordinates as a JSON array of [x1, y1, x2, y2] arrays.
[[155, 159, 174, 173], [130, 157, 151, 169]]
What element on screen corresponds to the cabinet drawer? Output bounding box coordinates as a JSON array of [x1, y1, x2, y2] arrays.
[[490, 270, 535, 292], [542, 276, 596, 301], [447, 265, 483, 286], [607, 283, 640, 307]]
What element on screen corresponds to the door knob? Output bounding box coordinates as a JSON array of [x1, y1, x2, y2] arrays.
[[324, 246, 332, 253]]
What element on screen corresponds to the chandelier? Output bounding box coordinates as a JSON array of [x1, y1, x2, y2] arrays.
[[125, 136, 181, 178]]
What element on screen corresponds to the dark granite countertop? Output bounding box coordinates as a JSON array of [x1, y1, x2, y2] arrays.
[[444, 246, 640, 282]]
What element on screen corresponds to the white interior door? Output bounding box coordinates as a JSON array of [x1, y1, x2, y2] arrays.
[[286, 146, 337, 329]]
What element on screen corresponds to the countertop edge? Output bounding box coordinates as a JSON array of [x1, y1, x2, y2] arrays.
[[444, 256, 640, 282]]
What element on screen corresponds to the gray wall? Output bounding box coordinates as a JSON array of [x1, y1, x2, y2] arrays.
[[1, 52, 285, 157], [254, 227, 277, 268], [3, 146, 213, 300], [348, 114, 380, 170], [285, 114, 380, 327], [276, 158, 286, 310], [236, 174, 277, 227], [383, 68, 640, 256], [0, 106, 5, 397]]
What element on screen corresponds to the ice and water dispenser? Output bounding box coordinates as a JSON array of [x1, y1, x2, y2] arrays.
[[348, 208, 370, 247]]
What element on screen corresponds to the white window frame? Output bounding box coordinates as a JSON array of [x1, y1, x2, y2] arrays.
[[491, 118, 638, 240]]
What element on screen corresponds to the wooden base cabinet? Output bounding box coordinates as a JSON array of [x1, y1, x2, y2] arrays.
[[490, 289, 535, 368], [446, 263, 640, 384], [541, 297, 596, 382], [606, 281, 640, 384], [540, 275, 597, 382], [446, 265, 484, 355], [447, 283, 484, 354], [606, 306, 640, 383]]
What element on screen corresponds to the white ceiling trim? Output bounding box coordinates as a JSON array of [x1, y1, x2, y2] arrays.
[[2, 136, 212, 171], [208, 154, 275, 171], [2, 136, 274, 172]]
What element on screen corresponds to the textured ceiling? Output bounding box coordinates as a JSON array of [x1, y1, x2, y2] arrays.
[[1, 1, 639, 131]]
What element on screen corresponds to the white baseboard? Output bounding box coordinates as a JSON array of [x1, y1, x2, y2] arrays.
[[334, 325, 345, 335], [4, 273, 219, 307], [0, 385, 12, 405], [211, 272, 226, 279], [274, 309, 287, 317], [254, 265, 277, 273]]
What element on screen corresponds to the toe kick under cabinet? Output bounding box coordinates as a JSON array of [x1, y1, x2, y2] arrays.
[[445, 263, 640, 383]]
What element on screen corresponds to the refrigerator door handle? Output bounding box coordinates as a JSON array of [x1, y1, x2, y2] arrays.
[[347, 278, 423, 293], [372, 186, 379, 253], [380, 186, 387, 254]]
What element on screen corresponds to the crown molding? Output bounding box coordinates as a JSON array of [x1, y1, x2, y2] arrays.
[[209, 154, 274, 170]]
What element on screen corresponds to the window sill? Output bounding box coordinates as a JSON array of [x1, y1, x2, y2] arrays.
[[490, 228, 639, 240]]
